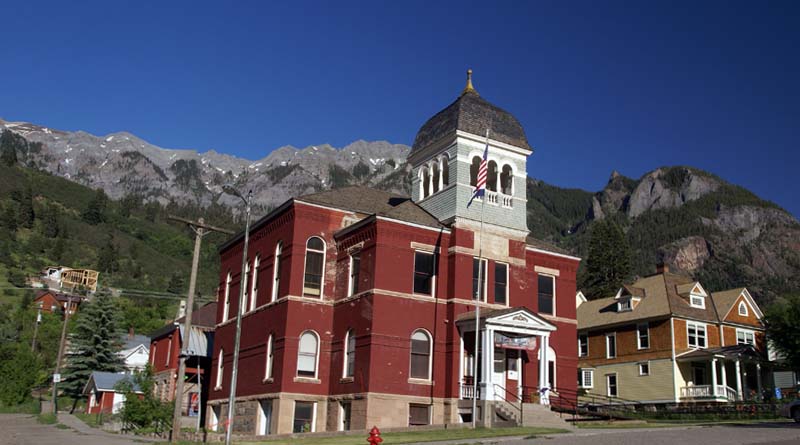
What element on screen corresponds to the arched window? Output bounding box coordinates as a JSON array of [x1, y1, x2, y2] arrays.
[[470, 156, 481, 187], [539, 345, 557, 389], [431, 162, 440, 194], [297, 331, 319, 378], [241, 262, 250, 316], [303, 237, 325, 297], [271, 242, 282, 302], [500, 165, 513, 195], [441, 154, 450, 186], [250, 254, 260, 311], [421, 167, 430, 198], [222, 272, 232, 322], [215, 348, 224, 389], [264, 333, 274, 380], [738, 301, 748, 316], [344, 329, 356, 378], [487, 160, 498, 192], [410, 329, 432, 380]]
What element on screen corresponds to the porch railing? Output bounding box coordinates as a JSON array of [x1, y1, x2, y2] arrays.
[[680, 385, 737, 400], [460, 383, 480, 400]]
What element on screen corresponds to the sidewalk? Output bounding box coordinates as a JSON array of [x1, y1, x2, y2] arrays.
[[57, 413, 163, 442]]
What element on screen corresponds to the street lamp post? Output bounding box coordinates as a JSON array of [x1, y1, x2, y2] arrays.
[[223, 186, 252, 445]]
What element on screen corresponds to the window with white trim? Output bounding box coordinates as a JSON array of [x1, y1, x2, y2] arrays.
[[348, 252, 361, 297], [472, 258, 487, 301], [292, 401, 316, 433], [413, 251, 435, 295], [578, 334, 588, 357], [606, 373, 618, 397], [494, 262, 508, 305], [617, 298, 632, 312], [638, 362, 650, 376], [344, 329, 356, 378], [215, 348, 224, 389], [637, 323, 650, 349], [738, 301, 748, 316], [303, 237, 325, 297], [222, 272, 232, 322], [579, 369, 594, 388], [410, 329, 432, 380], [241, 262, 250, 315], [166, 336, 172, 365], [297, 331, 319, 378], [271, 242, 282, 302], [606, 332, 616, 359], [690, 294, 705, 308], [736, 329, 755, 346], [538, 274, 555, 315], [264, 334, 274, 380], [687, 322, 707, 348], [250, 254, 260, 311]]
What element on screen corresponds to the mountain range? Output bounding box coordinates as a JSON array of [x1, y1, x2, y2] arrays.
[[2, 118, 798, 305]]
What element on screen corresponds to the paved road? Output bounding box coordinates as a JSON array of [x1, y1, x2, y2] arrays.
[[0, 414, 798, 445]]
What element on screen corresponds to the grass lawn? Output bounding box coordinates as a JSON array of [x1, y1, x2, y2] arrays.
[[240, 427, 568, 445], [576, 418, 788, 429], [37, 413, 58, 424], [74, 412, 102, 428]]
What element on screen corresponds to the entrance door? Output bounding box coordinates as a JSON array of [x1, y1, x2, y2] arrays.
[[493, 349, 506, 400], [257, 400, 272, 435], [506, 350, 519, 400]]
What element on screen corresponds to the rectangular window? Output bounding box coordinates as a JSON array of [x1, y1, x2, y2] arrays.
[[578, 334, 588, 357], [348, 252, 361, 297], [638, 362, 650, 376], [579, 369, 594, 388], [166, 336, 172, 365], [607, 374, 618, 397], [736, 329, 755, 346], [472, 258, 487, 301], [687, 322, 707, 348], [494, 262, 508, 305], [538, 274, 554, 315], [413, 251, 435, 295], [264, 335, 274, 380], [690, 294, 705, 308], [303, 251, 324, 297], [293, 401, 316, 433], [637, 323, 650, 349], [606, 333, 616, 359], [409, 404, 431, 426], [340, 402, 352, 431], [617, 298, 632, 312]]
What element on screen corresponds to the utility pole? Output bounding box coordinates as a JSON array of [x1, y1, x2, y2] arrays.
[[52, 295, 74, 415], [31, 303, 42, 352], [168, 216, 233, 442]]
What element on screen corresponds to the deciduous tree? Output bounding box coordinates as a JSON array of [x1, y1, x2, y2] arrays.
[[764, 295, 800, 371]]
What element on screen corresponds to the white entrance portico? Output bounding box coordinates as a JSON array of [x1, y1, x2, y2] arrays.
[[457, 307, 557, 405]]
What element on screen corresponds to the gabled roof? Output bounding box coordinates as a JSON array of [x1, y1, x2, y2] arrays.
[[121, 334, 150, 351], [712, 288, 762, 320], [83, 371, 141, 394], [34, 290, 85, 304], [456, 307, 557, 332], [176, 302, 218, 329]]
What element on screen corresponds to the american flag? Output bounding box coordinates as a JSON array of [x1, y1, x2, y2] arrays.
[[467, 135, 489, 208]]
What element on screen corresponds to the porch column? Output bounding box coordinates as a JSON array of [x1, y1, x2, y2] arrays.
[[481, 328, 495, 400], [756, 363, 763, 401], [721, 360, 728, 388], [711, 358, 718, 397], [735, 359, 743, 401], [539, 335, 550, 405]]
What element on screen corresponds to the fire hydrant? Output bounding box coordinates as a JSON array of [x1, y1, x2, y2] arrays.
[[367, 425, 383, 444]]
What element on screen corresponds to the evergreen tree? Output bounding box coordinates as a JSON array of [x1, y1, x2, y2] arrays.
[[1, 204, 16, 233], [0, 131, 19, 166], [96, 235, 120, 273], [39, 204, 60, 238], [82, 189, 108, 225], [17, 186, 35, 229], [60, 294, 124, 402], [51, 236, 67, 262], [166, 271, 185, 295], [579, 219, 632, 299], [119, 193, 141, 218]]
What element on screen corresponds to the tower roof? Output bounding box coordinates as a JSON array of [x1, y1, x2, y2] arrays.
[[411, 70, 531, 153]]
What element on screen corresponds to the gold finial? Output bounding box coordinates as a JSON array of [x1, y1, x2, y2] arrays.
[[462, 68, 478, 95]]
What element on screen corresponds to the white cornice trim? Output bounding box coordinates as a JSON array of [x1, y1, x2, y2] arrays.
[[526, 247, 581, 262], [455, 130, 533, 156]]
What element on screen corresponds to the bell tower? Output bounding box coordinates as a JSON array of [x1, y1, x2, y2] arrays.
[[407, 70, 532, 234]]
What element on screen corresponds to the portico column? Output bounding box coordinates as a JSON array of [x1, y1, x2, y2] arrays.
[[438, 158, 444, 190], [539, 335, 549, 405], [711, 358, 718, 397], [735, 359, 743, 401], [482, 328, 495, 400], [756, 363, 763, 400]]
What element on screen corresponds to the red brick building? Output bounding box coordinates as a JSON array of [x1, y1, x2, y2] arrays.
[[207, 76, 580, 435], [33, 290, 84, 317]]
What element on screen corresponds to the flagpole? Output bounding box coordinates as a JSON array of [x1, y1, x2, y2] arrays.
[[471, 128, 490, 428]]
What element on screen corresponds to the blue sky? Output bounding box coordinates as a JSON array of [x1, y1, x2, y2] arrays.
[[2, 1, 798, 216]]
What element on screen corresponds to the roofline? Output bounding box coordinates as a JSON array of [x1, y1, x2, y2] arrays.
[[525, 246, 581, 261], [218, 198, 294, 253], [577, 314, 672, 332]]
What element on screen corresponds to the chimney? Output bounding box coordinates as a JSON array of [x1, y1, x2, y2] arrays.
[[656, 262, 669, 274], [128, 326, 134, 339]]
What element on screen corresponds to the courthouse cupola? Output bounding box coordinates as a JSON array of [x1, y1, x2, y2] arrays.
[[408, 70, 532, 233]]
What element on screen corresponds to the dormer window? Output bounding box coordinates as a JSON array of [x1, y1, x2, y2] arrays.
[[617, 298, 632, 312], [689, 294, 705, 309]]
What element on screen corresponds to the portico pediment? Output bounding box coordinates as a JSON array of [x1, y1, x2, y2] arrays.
[[487, 308, 557, 332]]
